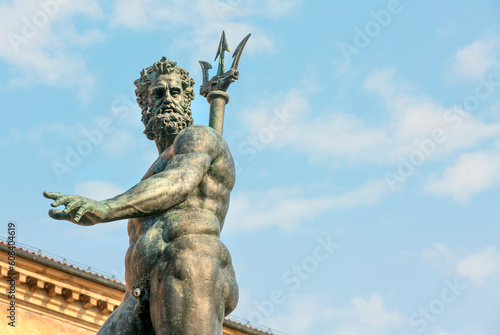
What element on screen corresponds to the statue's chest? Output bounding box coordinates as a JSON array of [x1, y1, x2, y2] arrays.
[[151, 157, 169, 175], [144, 148, 172, 180]]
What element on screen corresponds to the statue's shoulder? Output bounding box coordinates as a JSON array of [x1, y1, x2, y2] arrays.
[[175, 125, 226, 153], [179, 124, 224, 141]]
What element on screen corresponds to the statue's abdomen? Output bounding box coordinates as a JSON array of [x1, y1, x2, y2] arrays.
[[125, 215, 166, 291], [124, 208, 222, 290]]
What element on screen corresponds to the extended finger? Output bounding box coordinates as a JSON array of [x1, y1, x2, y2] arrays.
[[43, 191, 65, 200], [62, 199, 83, 214], [48, 209, 72, 221], [74, 205, 88, 222], [51, 195, 73, 207]]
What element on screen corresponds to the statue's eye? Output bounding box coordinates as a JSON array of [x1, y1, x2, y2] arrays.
[[170, 88, 181, 96], [153, 87, 165, 98]]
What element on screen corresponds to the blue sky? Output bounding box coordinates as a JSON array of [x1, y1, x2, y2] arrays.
[[1, 0, 500, 334]]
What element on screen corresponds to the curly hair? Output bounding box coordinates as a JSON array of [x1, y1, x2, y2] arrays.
[[134, 57, 195, 140]]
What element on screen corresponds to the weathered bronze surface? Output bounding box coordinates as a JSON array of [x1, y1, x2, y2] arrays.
[[43, 33, 249, 334]]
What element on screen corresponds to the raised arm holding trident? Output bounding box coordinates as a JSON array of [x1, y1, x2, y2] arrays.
[[44, 31, 250, 335]]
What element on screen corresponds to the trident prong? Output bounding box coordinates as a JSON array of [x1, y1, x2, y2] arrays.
[[198, 61, 212, 86], [215, 31, 230, 75], [199, 33, 251, 97], [199, 32, 251, 135], [231, 33, 251, 71]]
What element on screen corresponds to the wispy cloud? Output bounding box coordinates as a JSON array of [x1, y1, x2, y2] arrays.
[[109, 0, 298, 68], [237, 68, 500, 168], [263, 0, 302, 17], [1, 101, 143, 175], [420, 243, 500, 287], [363, 68, 500, 162], [329, 294, 404, 335], [432, 330, 463, 335], [425, 150, 500, 203], [225, 179, 389, 232], [262, 293, 403, 335], [456, 247, 500, 286], [432, 328, 488, 335], [234, 67, 500, 200], [0, 122, 86, 159], [103, 129, 138, 158], [446, 35, 499, 81], [62, 180, 128, 237], [420, 243, 459, 274], [74, 180, 125, 200], [0, 0, 105, 100]]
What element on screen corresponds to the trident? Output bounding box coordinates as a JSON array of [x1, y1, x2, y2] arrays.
[[199, 31, 251, 135]]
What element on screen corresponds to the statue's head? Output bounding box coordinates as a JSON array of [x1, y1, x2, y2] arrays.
[[134, 57, 195, 144]]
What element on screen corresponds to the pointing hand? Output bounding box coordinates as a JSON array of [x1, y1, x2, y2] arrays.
[[43, 191, 108, 226]]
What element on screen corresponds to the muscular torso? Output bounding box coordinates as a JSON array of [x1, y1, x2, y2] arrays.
[[124, 125, 235, 290]]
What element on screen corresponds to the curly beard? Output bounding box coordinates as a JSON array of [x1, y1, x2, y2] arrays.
[[142, 101, 193, 143]]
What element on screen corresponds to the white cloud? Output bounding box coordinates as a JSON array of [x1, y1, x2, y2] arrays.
[[421, 243, 458, 273], [0, 0, 105, 100], [74, 180, 125, 200], [4, 122, 79, 145], [103, 129, 138, 158], [420, 243, 500, 287], [363, 67, 414, 101], [236, 81, 393, 165], [436, 24, 458, 39], [362, 68, 500, 161], [456, 247, 500, 286], [447, 36, 499, 81], [110, 0, 300, 28], [426, 151, 500, 203], [237, 68, 500, 169], [1, 122, 87, 160], [109, 0, 295, 68], [262, 293, 403, 335], [433, 330, 459, 335], [225, 179, 389, 232], [264, 294, 335, 334], [432, 324, 490, 335], [234, 68, 500, 200], [263, 0, 302, 17], [67, 180, 129, 237], [331, 294, 403, 335], [2, 102, 142, 161]]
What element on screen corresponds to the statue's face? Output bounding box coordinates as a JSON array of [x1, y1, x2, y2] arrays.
[[148, 73, 185, 112], [142, 72, 193, 143]]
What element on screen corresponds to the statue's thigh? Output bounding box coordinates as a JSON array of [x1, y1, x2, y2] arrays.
[[97, 291, 151, 335], [148, 236, 231, 334]]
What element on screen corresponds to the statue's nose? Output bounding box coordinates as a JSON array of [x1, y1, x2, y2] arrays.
[[164, 90, 174, 103]]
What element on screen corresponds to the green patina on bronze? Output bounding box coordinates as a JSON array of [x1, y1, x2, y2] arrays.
[[44, 32, 250, 335]]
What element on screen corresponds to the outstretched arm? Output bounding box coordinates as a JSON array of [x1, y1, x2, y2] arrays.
[[106, 151, 211, 220], [44, 127, 220, 225]]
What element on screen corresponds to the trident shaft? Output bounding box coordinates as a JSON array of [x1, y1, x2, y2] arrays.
[[199, 31, 251, 135]]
